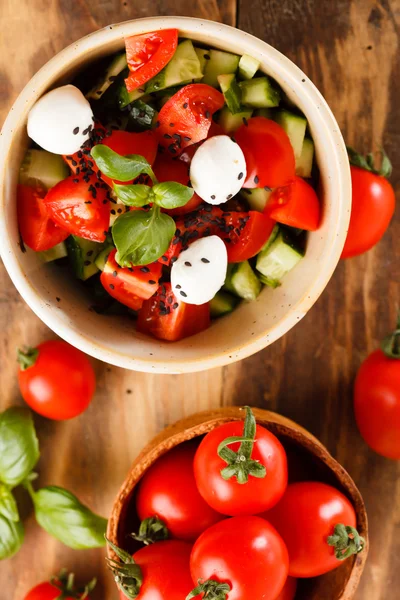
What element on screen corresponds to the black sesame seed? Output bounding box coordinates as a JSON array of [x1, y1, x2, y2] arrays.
[[170, 256, 178, 264], [184, 261, 192, 267], [205, 110, 210, 119], [103, 199, 108, 204], [109, 284, 115, 290], [201, 258, 210, 263], [161, 255, 168, 262], [66, 155, 73, 160], [110, 209, 116, 215], [176, 284, 182, 289], [96, 91, 102, 96], [84, 201, 92, 204], [73, 126, 79, 135], [109, 75, 117, 82], [183, 102, 188, 109], [112, 270, 117, 277], [173, 302, 179, 309], [56, 297, 61, 302], [211, 194, 216, 200], [169, 122, 175, 127], [140, 266, 150, 273], [155, 121, 160, 128], [180, 291, 187, 297], [71, 159, 78, 167], [183, 136, 191, 142], [168, 144, 178, 154], [167, 296, 173, 304], [254, 175, 259, 184], [84, 260, 91, 266], [117, 208, 122, 214], [264, 186, 272, 192], [87, 250, 94, 257], [164, 133, 172, 139], [238, 172, 244, 180], [204, 54, 211, 60], [73, 178, 79, 184], [148, 280, 156, 285], [226, 194, 233, 200], [243, 117, 249, 126]]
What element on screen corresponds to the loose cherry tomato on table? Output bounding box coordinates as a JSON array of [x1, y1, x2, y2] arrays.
[[193, 407, 288, 516], [354, 314, 400, 459], [136, 441, 224, 541], [152, 154, 203, 215], [265, 481, 365, 578], [24, 570, 95, 600], [341, 148, 395, 258], [188, 516, 289, 600], [264, 176, 321, 231], [100, 129, 158, 186], [17, 340, 96, 420]]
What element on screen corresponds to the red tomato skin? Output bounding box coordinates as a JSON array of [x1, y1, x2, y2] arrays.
[[136, 442, 224, 541], [275, 577, 297, 600], [227, 211, 276, 262], [190, 516, 289, 600], [235, 117, 295, 188], [354, 349, 400, 459], [125, 29, 178, 92], [342, 166, 395, 258], [194, 421, 288, 516], [152, 154, 203, 215], [265, 482, 357, 578], [18, 340, 96, 420], [265, 176, 321, 231], [101, 130, 158, 187], [17, 185, 69, 252], [24, 582, 66, 600], [63, 121, 107, 174]]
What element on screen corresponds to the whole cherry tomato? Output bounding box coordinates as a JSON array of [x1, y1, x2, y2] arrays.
[[24, 571, 95, 600]]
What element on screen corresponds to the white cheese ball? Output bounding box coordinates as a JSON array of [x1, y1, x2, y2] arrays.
[[190, 135, 247, 205], [27, 85, 94, 155], [171, 236, 228, 305]]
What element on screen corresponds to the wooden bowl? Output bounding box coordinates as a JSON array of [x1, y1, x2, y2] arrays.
[[108, 407, 368, 600]]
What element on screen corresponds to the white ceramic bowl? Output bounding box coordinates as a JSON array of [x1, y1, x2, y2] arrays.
[[0, 17, 351, 374]]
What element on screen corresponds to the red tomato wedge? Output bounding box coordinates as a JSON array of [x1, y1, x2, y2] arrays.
[[137, 283, 210, 341], [101, 129, 158, 187], [156, 84, 224, 155], [235, 117, 295, 188], [43, 174, 110, 242], [227, 211, 276, 262], [125, 29, 178, 92], [101, 249, 161, 310], [265, 176, 320, 231], [17, 184, 69, 252], [152, 154, 203, 216]]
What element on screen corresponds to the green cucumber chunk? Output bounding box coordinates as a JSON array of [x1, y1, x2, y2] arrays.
[[194, 47, 210, 74], [256, 229, 303, 286], [66, 236, 104, 280], [238, 54, 260, 80], [275, 109, 307, 159], [224, 261, 262, 301], [145, 40, 203, 94], [127, 100, 158, 132], [240, 77, 280, 108], [202, 49, 240, 88], [218, 106, 253, 134], [39, 242, 68, 263], [218, 73, 242, 114], [95, 245, 115, 271], [87, 52, 128, 100], [19, 150, 69, 190], [210, 291, 239, 317], [117, 80, 147, 109], [240, 187, 273, 212], [296, 138, 315, 178]]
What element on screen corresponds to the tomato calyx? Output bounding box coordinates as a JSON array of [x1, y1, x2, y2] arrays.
[[106, 537, 143, 599], [327, 523, 366, 561], [130, 516, 169, 546], [186, 579, 231, 600], [17, 346, 39, 371], [217, 406, 266, 484], [347, 146, 393, 178], [48, 569, 96, 599], [381, 312, 400, 359]]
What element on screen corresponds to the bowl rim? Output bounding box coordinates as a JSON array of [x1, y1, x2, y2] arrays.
[[0, 17, 352, 373]]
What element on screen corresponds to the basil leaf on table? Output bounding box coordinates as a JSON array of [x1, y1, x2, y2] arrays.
[[32, 486, 107, 549], [0, 407, 39, 486], [112, 207, 175, 266], [0, 514, 24, 560], [113, 183, 153, 207], [91, 145, 151, 182], [153, 182, 194, 209], [0, 484, 19, 522]]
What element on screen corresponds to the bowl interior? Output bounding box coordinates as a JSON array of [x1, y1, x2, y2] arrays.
[[0, 18, 351, 373]]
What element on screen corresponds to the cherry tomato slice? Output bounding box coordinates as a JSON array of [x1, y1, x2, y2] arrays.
[[226, 211, 276, 262], [265, 176, 321, 231], [152, 153, 203, 215]]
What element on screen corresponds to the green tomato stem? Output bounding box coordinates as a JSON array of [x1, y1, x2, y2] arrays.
[[17, 347, 39, 371], [327, 523, 366, 560], [381, 311, 400, 359]]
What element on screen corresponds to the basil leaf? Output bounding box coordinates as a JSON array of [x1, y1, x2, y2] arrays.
[[33, 486, 107, 549], [0, 407, 39, 486], [0, 514, 24, 560], [113, 183, 153, 207], [153, 182, 194, 209], [0, 484, 19, 522], [91, 145, 150, 182], [112, 206, 175, 266]]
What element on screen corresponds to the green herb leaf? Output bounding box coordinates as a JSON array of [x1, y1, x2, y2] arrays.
[[113, 183, 153, 207], [153, 182, 194, 209], [91, 146, 151, 182], [0, 514, 24, 560], [0, 484, 19, 522], [112, 206, 175, 266], [0, 407, 39, 486], [127, 100, 157, 132], [32, 486, 107, 549]]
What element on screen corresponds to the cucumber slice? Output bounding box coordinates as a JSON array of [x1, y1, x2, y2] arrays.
[[87, 53, 127, 100], [39, 242, 68, 263], [254, 108, 274, 119], [224, 261, 262, 301], [256, 230, 303, 286], [218, 73, 242, 114], [95, 245, 114, 271], [203, 49, 240, 88], [238, 54, 260, 80], [210, 291, 239, 317], [127, 100, 158, 132], [240, 77, 280, 108], [275, 109, 307, 159], [146, 40, 203, 94], [296, 138, 315, 178], [117, 81, 147, 109], [66, 236, 104, 280], [240, 187, 272, 212], [19, 150, 69, 190], [218, 106, 253, 134], [194, 47, 210, 74]]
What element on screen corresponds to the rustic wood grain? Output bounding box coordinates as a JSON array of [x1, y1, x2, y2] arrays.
[[0, 0, 399, 598]]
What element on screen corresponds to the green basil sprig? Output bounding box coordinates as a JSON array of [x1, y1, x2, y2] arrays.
[[0, 514, 24, 560], [0, 483, 19, 522], [113, 181, 193, 210], [0, 407, 39, 486], [91, 146, 152, 182]]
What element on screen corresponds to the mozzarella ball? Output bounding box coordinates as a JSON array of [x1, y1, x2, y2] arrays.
[[27, 85, 94, 155], [190, 135, 247, 205], [171, 236, 228, 305]]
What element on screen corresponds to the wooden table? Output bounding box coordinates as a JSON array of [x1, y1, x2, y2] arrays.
[[1, 1, 399, 597]]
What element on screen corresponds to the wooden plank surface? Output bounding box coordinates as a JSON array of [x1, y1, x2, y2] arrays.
[[0, 0, 399, 598]]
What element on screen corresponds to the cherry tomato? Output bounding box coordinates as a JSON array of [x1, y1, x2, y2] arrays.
[[342, 165, 395, 258], [156, 84, 225, 154], [189, 516, 289, 600], [43, 174, 110, 243], [24, 572, 94, 600], [152, 154, 203, 215], [226, 211, 276, 262], [137, 283, 210, 341], [275, 577, 297, 600], [265, 482, 360, 577], [101, 129, 158, 187], [18, 340, 96, 420], [125, 29, 178, 92], [193, 408, 288, 516], [265, 176, 321, 231], [17, 184, 69, 252], [235, 117, 295, 188], [136, 442, 224, 541]]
